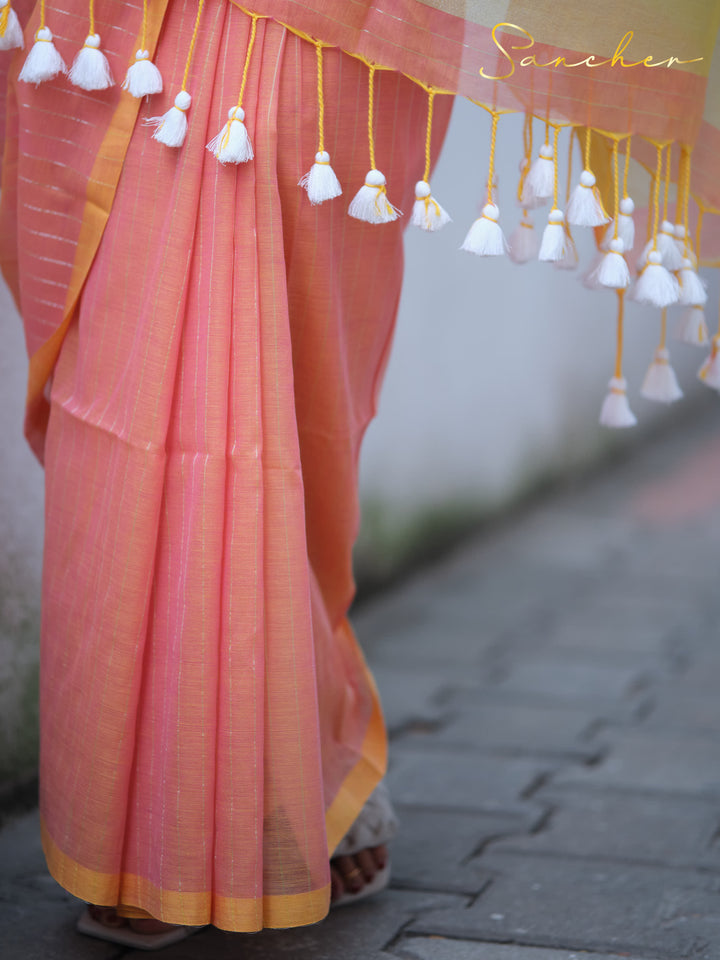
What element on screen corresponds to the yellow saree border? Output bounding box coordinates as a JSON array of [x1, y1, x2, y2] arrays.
[[41, 817, 331, 931]]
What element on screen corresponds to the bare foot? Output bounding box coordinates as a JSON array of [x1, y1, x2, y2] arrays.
[[330, 843, 388, 900]]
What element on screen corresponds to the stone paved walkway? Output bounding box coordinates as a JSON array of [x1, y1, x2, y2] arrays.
[[2, 403, 720, 960]]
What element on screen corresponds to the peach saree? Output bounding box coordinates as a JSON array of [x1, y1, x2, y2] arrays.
[[2, 0, 720, 936], [0, 0, 450, 931]]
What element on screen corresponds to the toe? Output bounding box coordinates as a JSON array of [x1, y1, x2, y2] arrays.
[[354, 848, 378, 882], [333, 854, 364, 893], [370, 844, 388, 870], [330, 864, 344, 901]]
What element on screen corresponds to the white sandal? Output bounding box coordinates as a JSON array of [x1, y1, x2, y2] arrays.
[[330, 781, 398, 907], [76, 907, 201, 951]]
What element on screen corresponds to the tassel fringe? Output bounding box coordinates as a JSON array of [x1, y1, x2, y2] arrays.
[[641, 347, 683, 404], [19, 26, 66, 84], [146, 90, 192, 148], [461, 203, 507, 256], [68, 34, 114, 91], [349, 169, 401, 224], [207, 106, 253, 164], [600, 377, 637, 428], [410, 180, 451, 231], [674, 306, 709, 346], [122, 50, 163, 97], [633, 251, 679, 308], [566, 169, 609, 227], [0, 0, 24, 51], [299, 150, 343, 204], [538, 209, 566, 262]]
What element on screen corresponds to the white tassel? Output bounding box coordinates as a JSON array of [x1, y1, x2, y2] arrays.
[[566, 169, 609, 227], [410, 180, 451, 231], [146, 90, 192, 148], [348, 169, 401, 224], [523, 143, 554, 203], [677, 258, 707, 307], [593, 238, 630, 289], [122, 49, 163, 97], [674, 306, 709, 346], [538, 208, 566, 262], [554, 227, 578, 271], [602, 196, 635, 252], [68, 33, 114, 91], [299, 150, 342, 205], [600, 376, 637, 428], [508, 214, 539, 264], [633, 250, 679, 308], [461, 202, 507, 256], [698, 337, 720, 391], [638, 220, 684, 272], [0, 0, 23, 51], [673, 224, 698, 269], [18, 26, 66, 84], [207, 106, 253, 164], [641, 347, 683, 404]]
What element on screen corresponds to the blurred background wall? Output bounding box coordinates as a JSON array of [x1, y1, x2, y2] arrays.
[[1, 99, 717, 788]]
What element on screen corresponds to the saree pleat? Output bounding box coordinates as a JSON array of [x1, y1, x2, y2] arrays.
[[6, 0, 451, 931]]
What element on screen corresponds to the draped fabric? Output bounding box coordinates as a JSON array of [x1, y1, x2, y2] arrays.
[[0, 0, 718, 934], [0, 0, 450, 931]]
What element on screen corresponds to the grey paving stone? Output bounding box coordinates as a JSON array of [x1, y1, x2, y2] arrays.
[[496, 656, 647, 704], [370, 664, 468, 734], [396, 702, 602, 761], [390, 806, 538, 894], [489, 787, 720, 869], [552, 730, 720, 796], [410, 854, 720, 959], [386, 749, 553, 813], [135, 889, 466, 960], [641, 690, 720, 737], [395, 937, 658, 960], [0, 814, 117, 960]]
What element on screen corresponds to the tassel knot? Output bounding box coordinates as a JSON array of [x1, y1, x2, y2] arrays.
[[69, 32, 114, 90], [538, 208, 566, 262], [600, 376, 637, 428], [633, 250, 679, 308], [349, 169, 401, 224], [461, 202, 507, 256], [207, 105, 254, 164], [299, 150, 343, 204], [0, 0, 24, 51], [411, 179, 451, 231], [146, 90, 192, 148], [122, 48, 163, 98], [19, 25, 67, 84], [641, 346, 683, 404]]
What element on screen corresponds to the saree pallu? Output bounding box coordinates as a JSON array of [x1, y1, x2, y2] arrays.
[[0, 0, 450, 931]]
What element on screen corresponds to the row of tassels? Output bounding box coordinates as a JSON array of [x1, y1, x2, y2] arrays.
[[2, 0, 718, 426]]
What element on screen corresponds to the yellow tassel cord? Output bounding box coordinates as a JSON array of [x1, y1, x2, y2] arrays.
[[347, 58, 402, 222], [140, 0, 148, 50], [614, 290, 625, 381], [648, 141, 665, 253], [680, 146, 693, 257], [219, 12, 259, 151], [0, 4, 10, 35], [87, 0, 95, 36], [180, 0, 205, 95], [145, 0, 205, 145], [622, 135, 632, 200], [565, 127, 575, 205], [659, 306, 668, 350], [314, 40, 326, 154], [608, 136, 623, 241], [661, 142, 672, 226], [550, 123, 562, 210], [517, 110, 533, 206]]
